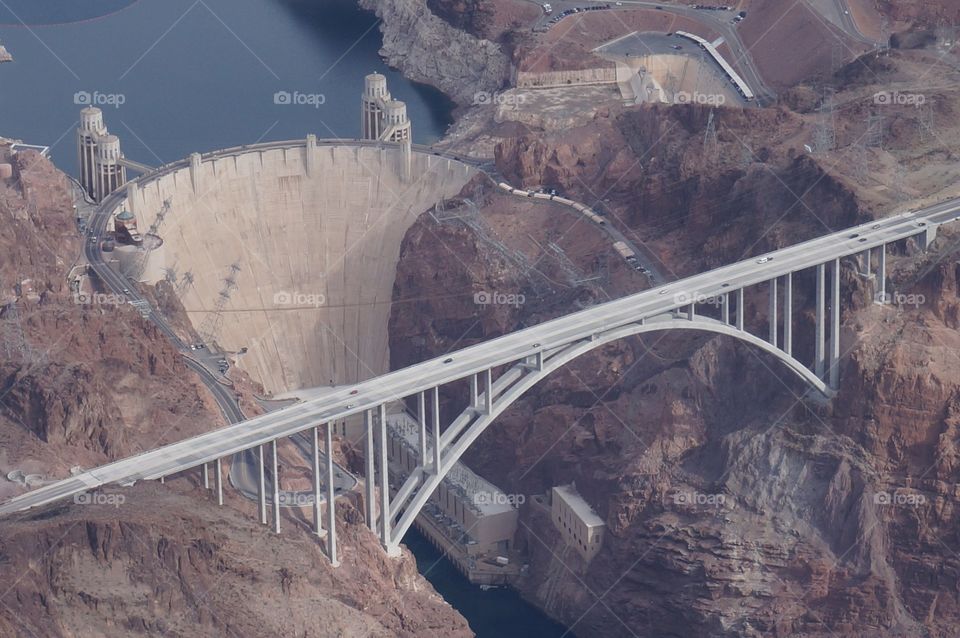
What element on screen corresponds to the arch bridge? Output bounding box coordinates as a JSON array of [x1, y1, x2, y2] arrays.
[[0, 198, 956, 565]]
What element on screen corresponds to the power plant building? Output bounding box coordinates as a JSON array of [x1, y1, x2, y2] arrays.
[[385, 409, 519, 580], [552, 484, 605, 562]]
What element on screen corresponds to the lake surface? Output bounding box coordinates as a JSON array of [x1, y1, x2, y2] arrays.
[[0, 0, 454, 175]]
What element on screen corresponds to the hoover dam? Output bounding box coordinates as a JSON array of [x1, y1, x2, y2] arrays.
[[118, 143, 474, 393], [89, 75, 477, 395]]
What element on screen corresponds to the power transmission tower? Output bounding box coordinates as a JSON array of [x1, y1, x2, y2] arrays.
[[812, 90, 836, 153], [739, 141, 754, 169], [917, 104, 936, 144], [198, 262, 240, 345], [866, 110, 884, 149], [879, 17, 890, 54], [704, 109, 720, 164], [0, 293, 40, 365], [177, 270, 195, 297]]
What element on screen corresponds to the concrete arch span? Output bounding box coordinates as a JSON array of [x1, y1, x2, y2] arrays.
[[384, 314, 828, 554]]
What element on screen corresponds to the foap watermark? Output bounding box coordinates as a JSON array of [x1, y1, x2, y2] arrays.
[[74, 491, 126, 508], [277, 492, 314, 507], [874, 291, 925, 308], [74, 90, 126, 108], [273, 90, 326, 108], [473, 492, 525, 507], [473, 91, 527, 107], [273, 290, 326, 307], [474, 290, 525, 308], [873, 491, 926, 507], [675, 91, 726, 106], [671, 490, 728, 508], [74, 291, 129, 306], [874, 91, 926, 107], [673, 291, 724, 308]]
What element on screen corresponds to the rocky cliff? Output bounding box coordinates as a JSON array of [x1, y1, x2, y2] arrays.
[[357, 0, 510, 105]]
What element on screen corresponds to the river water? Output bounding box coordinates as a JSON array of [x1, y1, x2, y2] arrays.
[[0, 1, 575, 635], [0, 0, 453, 175]]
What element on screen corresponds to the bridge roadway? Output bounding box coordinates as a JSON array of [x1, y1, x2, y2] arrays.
[[3, 195, 957, 516]]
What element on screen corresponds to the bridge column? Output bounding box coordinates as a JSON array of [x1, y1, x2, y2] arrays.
[[432, 386, 442, 473], [687, 302, 696, 321], [313, 425, 323, 537], [202, 462, 209, 490], [378, 404, 397, 555], [215, 458, 223, 506], [876, 244, 886, 304], [863, 247, 872, 278], [272, 440, 281, 534], [470, 374, 479, 408], [736, 288, 745, 331], [784, 272, 793, 357], [815, 263, 826, 379], [365, 409, 376, 530], [768, 278, 778, 347], [258, 444, 267, 525], [484, 369, 493, 415], [326, 423, 339, 566], [721, 293, 730, 325], [417, 391, 427, 462], [829, 258, 841, 389]]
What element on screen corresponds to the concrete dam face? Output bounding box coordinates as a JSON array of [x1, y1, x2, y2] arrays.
[[111, 142, 476, 394]]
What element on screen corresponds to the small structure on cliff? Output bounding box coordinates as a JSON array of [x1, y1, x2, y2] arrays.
[[552, 484, 605, 562]]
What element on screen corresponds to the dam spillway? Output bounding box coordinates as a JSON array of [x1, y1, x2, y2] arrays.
[[102, 140, 476, 394]]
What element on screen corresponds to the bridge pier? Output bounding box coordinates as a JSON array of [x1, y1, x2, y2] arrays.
[[313, 425, 323, 537], [829, 258, 841, 389], [272, 440, 281, 534], [736, 288, 745, 331], [815, 263, 826, 379], [784, 272, 793, 357], [768, 278, 778, 347], [365, 409, 376, 529], [326, 423, 339, 566], [431, 387, 442, 473], [484, 369, 493, 414], [215, 458, 223, 506], [876, 244, 887, 303], [258, 444, 267, 525], [378, 404, 391, 549], [417, 391, 428, 462], [862, 247, 872, 278], [203, 462, 209, 490]]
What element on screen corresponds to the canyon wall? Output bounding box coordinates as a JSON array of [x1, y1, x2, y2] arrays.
[[357, 0, 510, 105]]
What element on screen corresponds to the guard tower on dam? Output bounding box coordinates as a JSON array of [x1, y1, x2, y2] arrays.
[[76, 107, 127, 202], [360, 73, 413, 179]]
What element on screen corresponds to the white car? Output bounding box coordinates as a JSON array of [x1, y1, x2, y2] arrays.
[[756, 256, 771, 264]]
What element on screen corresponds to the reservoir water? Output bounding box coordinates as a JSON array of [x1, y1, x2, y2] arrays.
[[0, 0, 454, 175], [0, 2, 574, 636]]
